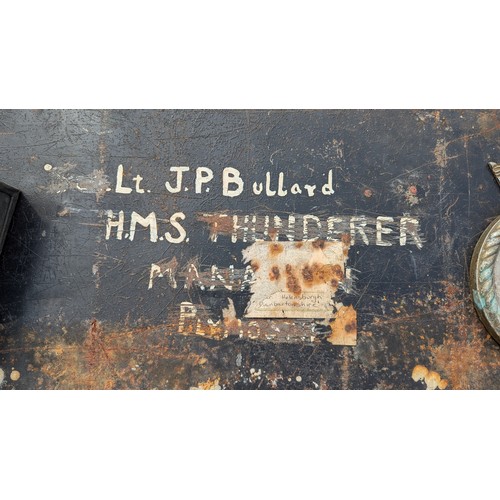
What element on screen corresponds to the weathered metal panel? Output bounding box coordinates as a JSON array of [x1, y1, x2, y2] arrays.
[[0, 109, 499, 389]]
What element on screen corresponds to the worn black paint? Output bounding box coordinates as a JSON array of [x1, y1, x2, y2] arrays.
[[0, 110, 499, 389]]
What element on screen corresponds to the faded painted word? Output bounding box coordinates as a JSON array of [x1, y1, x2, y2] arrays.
[[199, 213, 424, 248]]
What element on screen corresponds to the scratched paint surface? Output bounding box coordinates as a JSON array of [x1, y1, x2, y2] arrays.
[[1, 110, 500, 389]]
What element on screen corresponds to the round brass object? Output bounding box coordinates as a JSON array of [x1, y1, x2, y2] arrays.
[[470, 216, 500, 344]]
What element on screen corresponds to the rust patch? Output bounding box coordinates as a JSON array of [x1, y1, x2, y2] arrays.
[[341, 233, 351, 246], [428, 281, 500, 389], [341, 233, 351, 255], [269, 242, 284, 257], [34, 320, 213, 389], [327, 305, 357, 346], [197, 213, 234, 242], [269, 265, 280, 281], [341, 347, 350, 389], [37, 320, 119, 389], [222, 298, 241, 333], [197, 212, 423, 248], [431, 338, 486, 390], [83, 319, 113, 370], [477, 110, 500, 140], [312, 239, 326, 250], [286, 272, 302, 296], [192, 378, 222, 390], [268, 228, 279, 241], [332, 264, 344, 280], [302, 265, 313, 283], [301, 263, 343, 288], [285, 262, 302, 295]]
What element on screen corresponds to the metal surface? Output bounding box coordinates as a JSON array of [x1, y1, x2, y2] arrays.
[[1, 110, 500, 390], [490, 162, 500, 187], [470, 216, 500, 343]]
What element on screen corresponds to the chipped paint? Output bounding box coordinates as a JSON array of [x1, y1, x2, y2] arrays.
[[148, 256, 179, 290], [411, 365, 448, 390], [178, 302, 226, 339], [31, 320, 212, 389], [41, 163, 111, 200], [426, 282, 499, 390], [431, 337, 487, 390], [222, 298, 241, 333], [191, 378, 222, 390], [434, 138, 450, 168], [199, 212, 424, 248]]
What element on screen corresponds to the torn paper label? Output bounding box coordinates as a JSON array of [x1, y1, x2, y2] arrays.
[[242, 240, 350, 319]]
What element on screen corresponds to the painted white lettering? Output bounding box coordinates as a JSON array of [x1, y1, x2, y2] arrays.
[[210, 265, 232, 291], [252, 182, 263, 195], [303, 215, 322, 240], [165, 166, 190, 193], [148, 262, 178, 290], [165, 212, 187, 243], [241, 265, 255, 291], [195, 167, 214, 194], [231, 215, 254, 243], [223, 167, 244, 197], [277, 172, 287, 197], [376, 216, 394, 246], [272, 215, 283, 240], [326, 216, 343, 241], [148, 264, 162, 289], [202, 213, 228, 242], [265, 172, 276, 196], [105, 210, 124, 240], [304, 184, 316, 197], [286, 215, 296, 242], [400, 216, 423, 249], [321, 170, 334, 195], [133, 174, 145, 194], [178, 302, 197, 334], [350, 217, 369, 245], [115, 165, 132, 194], [130, 211, 158, 242]]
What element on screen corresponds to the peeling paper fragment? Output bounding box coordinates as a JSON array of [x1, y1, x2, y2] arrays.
[[242, 240, 350, 320], [327, 305, 357, 346]]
